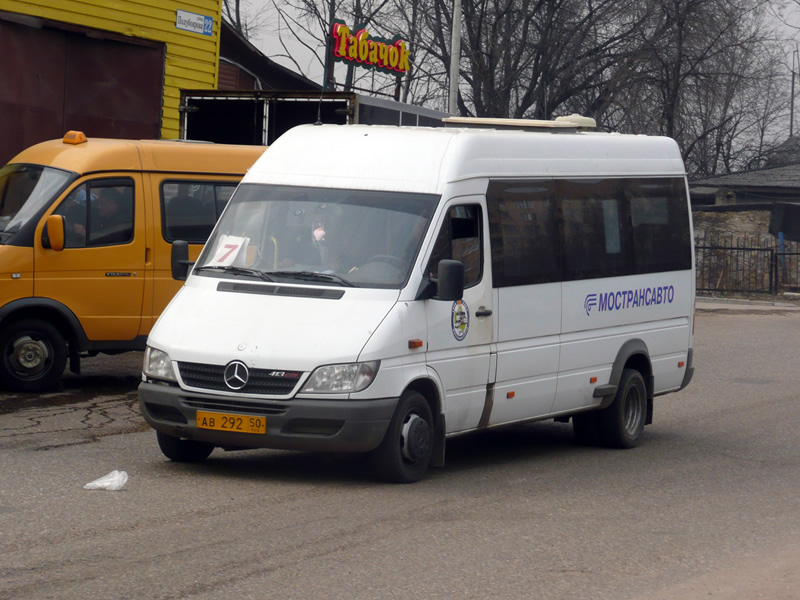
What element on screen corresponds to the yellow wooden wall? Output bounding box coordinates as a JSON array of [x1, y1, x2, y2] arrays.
[[0, 0, 223, 139]]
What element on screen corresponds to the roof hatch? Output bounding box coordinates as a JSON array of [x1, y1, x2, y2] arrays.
[[443, 114, 597, 132]]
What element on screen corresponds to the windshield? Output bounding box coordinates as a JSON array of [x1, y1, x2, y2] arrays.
[[0, 164, 75, 240], [195, 184, 439, 288]]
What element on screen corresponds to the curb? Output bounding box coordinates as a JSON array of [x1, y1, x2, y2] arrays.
[[695, 297, 800, 312]]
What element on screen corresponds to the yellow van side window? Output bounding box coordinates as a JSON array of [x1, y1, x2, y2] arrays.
[[54, 178, 134, 248], [161, 181, 237, 243]]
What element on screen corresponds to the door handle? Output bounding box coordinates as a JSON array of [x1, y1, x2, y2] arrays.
[[476, 307, 492, 317]]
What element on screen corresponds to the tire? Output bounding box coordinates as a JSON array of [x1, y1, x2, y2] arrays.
[[598, 368, 647, 449], [156, 431, 214, 462], [0, 319, 67, 392], [371, 391, 434, 483], [572, 411, 601, 446]]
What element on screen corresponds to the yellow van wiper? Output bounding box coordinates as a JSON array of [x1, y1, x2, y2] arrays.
[[194, 265, 275, 281], [269, 270, 355, 287]]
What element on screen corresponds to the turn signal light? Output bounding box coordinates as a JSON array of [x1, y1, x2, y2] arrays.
[[408, 339, 423, 349]]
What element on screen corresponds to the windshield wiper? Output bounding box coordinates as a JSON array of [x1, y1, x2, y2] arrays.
[[193, 265, 275, 281], [269, 270, 355, 287]]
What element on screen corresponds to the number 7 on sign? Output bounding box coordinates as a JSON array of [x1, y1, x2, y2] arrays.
[[218, 244, 239, 262], [210, 235, 249, 266]]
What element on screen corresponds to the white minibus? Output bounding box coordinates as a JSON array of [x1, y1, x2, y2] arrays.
[[138, 117, 695, 483]]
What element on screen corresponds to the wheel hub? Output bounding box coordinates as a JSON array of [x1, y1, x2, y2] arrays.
[[12, 336, 49, 373], [624, 387, 644, 435], [400, 413, 431, 462]]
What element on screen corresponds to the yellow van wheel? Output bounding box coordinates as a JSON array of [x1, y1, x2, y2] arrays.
[[0, 319, 67, 393]]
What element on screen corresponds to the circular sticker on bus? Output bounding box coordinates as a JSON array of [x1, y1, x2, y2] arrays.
[[451, 300, 469, 341]]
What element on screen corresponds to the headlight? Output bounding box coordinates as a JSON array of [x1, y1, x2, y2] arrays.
[[300, 361, 379, 393], [143, 346, 177, 382]]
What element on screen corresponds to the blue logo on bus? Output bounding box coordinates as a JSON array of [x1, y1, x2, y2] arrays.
[[584, 294, 598, 315], [584, 286, 675, 316]]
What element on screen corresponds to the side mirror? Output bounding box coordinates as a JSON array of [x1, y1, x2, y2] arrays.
[[43, 215, 65, 252], [437, 259, 464, 301], [171, 240, 193, 281]]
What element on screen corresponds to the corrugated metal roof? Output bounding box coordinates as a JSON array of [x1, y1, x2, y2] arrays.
[[691, 163, 800, 189]]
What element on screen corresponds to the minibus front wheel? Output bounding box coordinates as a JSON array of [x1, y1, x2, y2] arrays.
[[371, 391, 433, 483], [0, 319, 67, 392], [156, 431, 214, 462]]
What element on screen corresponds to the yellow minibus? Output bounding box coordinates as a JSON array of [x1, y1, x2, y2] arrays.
[[0, 132, 265, 391]]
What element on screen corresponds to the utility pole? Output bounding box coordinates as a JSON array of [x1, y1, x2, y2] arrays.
[[448, 0, 462, 115], [321, 0, 336, 91], [792, 47, 797, 137]]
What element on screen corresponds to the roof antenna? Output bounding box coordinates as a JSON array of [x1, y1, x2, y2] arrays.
[[315, 73, 325, 125], [315, 88, 324, 126]]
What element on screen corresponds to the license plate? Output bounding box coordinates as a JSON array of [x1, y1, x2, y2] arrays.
[[196, 411, 266, 434]]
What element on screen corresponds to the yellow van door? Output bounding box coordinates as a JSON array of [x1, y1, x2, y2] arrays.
[[146, 175, 240, 330], [34, 175, 146, 342]]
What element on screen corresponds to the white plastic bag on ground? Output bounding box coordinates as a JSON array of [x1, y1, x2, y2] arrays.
[[83, 470, 128, 491]]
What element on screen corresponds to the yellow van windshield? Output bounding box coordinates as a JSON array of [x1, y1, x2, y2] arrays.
[[0, 164, 75, 239]]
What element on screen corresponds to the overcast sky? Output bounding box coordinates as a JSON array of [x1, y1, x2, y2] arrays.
[[244, 0, 800, 88], [247, 0, 327, 84]]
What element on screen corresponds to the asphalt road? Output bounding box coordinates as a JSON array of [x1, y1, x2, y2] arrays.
[[1, 309, 799, 599]]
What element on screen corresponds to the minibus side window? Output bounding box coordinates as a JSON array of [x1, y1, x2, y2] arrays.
[[54, 178, 134, 247], [161, 181, 238, 243], [559, 179, 631, 280], [426, 204, 483, 288], [627, 178, 692, 273], [487, 177, 690, 284], [486, 180, 561, 287]]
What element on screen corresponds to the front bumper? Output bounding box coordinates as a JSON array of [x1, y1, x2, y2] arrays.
[[138, 381, 398, 453]]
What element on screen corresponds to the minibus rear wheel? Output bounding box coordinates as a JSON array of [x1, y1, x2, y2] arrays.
[[599, 368, 647, 449], [0, 319, 67, 392], [156, 431, 214, 462], [371, 391, 433, 483]]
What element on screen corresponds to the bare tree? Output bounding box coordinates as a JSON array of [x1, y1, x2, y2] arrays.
[[258, 0, 791, 175], [222, 0, 272, 39], [608, 0, 788, 175], [271, 0, 406, 94], [426, 0, 648, 117]]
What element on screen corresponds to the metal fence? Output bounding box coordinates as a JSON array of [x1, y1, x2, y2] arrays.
[[695, 244, 776, 294], [775, 252, 800, 294], [694, 232, 800, 296]]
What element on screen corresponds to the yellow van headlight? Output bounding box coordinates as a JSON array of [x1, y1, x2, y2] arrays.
[[301, 361, 379, 393], [143, 346, 177, 382]]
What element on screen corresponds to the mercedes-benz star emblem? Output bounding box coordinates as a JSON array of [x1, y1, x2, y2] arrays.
[[224, 360, 249, 390]]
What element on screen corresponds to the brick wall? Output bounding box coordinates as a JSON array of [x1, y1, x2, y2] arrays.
[[692, 210, 771, 237]]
